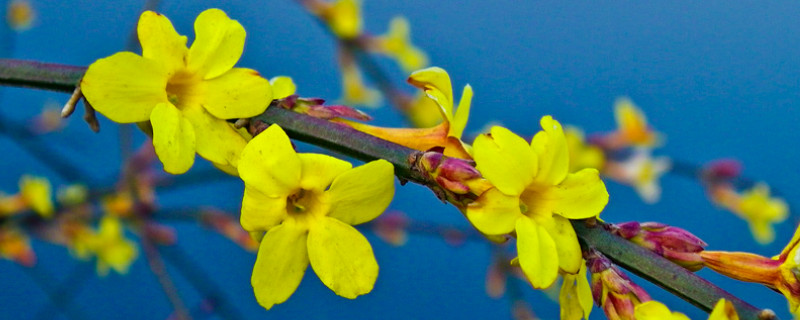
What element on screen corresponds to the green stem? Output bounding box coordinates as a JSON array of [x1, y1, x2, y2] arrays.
[[0, 58, 778, 320]]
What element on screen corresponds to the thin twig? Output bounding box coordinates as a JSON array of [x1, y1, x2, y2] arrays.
[[26, 262, 94, 320], [141, 237, 192, 320]]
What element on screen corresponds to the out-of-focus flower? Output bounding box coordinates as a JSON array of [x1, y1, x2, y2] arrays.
[[30, 101, 66, 134], [238, 125, 394, 309], [559, 263, 593, 320], [0, 175, 54, 218], [6, 0, 35, 31], [341, 67, 473, 159], [604, 148, 670, 203], [709, 182, 788, 244], [635, 299, 738, 320], [308, 0, 362, 39], [587, 249, 651, 320], [73, 216, 138, 276], [81, 9, 272, 174], [0, 226, 36, 266], [404, 91, 444, 128], [371, 210, 408, 247], [338, 52, 382, 108], [591, 98, 662, 150], [57, 184, 89, 207], [701, 222, 800, 313], [564, 126, 605, 173], [467, 117, 608, 288], [610, 221, 707, 271], [369, 16, 428, 72]]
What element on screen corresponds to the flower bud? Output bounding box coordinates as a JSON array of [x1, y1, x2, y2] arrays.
[[586, 249, 651, 320], [610, 221, 707, 271]]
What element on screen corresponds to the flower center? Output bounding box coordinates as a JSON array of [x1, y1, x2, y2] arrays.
[[518, 185, 554, 220], [286, 189, 325, 218], [165, 70, 203, 107]]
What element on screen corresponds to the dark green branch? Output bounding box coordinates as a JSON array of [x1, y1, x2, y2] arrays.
[[0, 58, 778, 320]]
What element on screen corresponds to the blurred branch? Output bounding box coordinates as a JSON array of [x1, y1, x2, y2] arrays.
[[26, 262, 94, 320], [0, 58, 779, 320]]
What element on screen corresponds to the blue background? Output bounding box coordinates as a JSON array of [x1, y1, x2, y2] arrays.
[[1, 1, 799, 319]]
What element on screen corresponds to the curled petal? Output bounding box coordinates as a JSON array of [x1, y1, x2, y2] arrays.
[[531, 116, 569, 185], [408, 67, 454, 119], [182, 104, 248, 168], [298, 154, 352, 192], [465, 187, 520, 235], [187, 8, 246, 79], [634, 301, 690, 320], [516, 217, 559, 288], [473, 126, 537, 196], [201, 68, 272, 119], [450, 84, 472, 139], [308, 217, 378, 298], [251, 221, 309, 310], [327, 160, 394, 225], [81, 52, 168, 123], [238, 125, 301, 196], [150, 103, 196, 174], [138, 11, 188, 74]]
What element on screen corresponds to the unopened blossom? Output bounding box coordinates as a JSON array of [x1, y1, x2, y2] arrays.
[[467, 116, 608, 288], [587, 249, 651, 320], [701, 222, 800, 314], [341, 67, 473, 159], [238, 125, 395, 309], [81, 9, 272, 174], [610, 221, 707, 271]]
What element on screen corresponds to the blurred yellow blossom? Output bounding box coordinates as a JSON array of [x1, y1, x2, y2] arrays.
[[339, 57, 381, 107], [564, 126, 605, 173], [238, 125, 395, 309], [72, 216, 138, 276], [310, 0, 362, 39], [6, 0, 34, 31], [710, 182, 788, 244], [467, 117, 608, 288], [371, 16, 429, 72], [81, 9, 272, 174], [605, 149, 670, 204], [0, 175, 54, 218], [0, 226, 36, 266]]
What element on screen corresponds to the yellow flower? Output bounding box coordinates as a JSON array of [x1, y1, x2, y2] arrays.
[[340, 59, 381, 107], [6, 0, 34, 32], [371, 16, 429, 72], [737, 183, 788, 244], [81, 9, 272, 174], [559, 263, 593, 320], [79, 216, 139, 276], [19, 175, 54, 218], [614, 97, 661, 148], [313, 0, 362, 39], [564, 126, 605, 172], [341, 67, 473, 159], [238, 125, 395, 309], [605, 148, 670, 204], [635, 299, 738, 320], [466, 116, 608, 288]]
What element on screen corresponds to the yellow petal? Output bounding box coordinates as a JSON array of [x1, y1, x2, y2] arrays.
[[19, 176, 53, 218], [298, 154, 352, 192], [138, 11, 188, 74], [238, 124, 301, 197], [270, 76, 297, 99], [327, 0, 362, 39], [516, 217, 559, 288], [251, 220, 309, 310], [81, 52, 168, 123], [181, 104, 248, 168], [450, 84, 472, 139], [187, 8, 246, 79], [327, 160, 394, 225], [542, 215, 582, 274], [465, 187, 521, 235], [634, 301, 690, 320], [531, 116, 569, 185], [150, 103, 196, 174], [530, 169, 608, 220], [407, 67, 454, 120], [308, 217, 378, 298], [200, 68, 272, 119], [577, 264, 593, 318], [559, 265, 592, 320], [473, 126, 537, 196], [240, 187, 288, 232], [708, 299, 739, 320]]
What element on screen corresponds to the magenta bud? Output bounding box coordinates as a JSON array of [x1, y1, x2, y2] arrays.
[[585, 249, 651, 320], [609, 221, 707, 271], [704, 159, 742, 180]]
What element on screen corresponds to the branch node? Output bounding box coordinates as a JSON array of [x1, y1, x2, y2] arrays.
[[758, 309, 777, 320], [61, 86, 82, 118], [82, 99, 100, 133]]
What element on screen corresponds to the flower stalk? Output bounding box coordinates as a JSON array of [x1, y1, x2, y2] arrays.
[[0, 58, 779, 320]]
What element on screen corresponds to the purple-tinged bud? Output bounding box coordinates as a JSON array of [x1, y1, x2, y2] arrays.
[[609, 221, 707, 271], [414, 150, 492, 199], [586, 249, 651, 320], [703, 159, 742, 182]]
